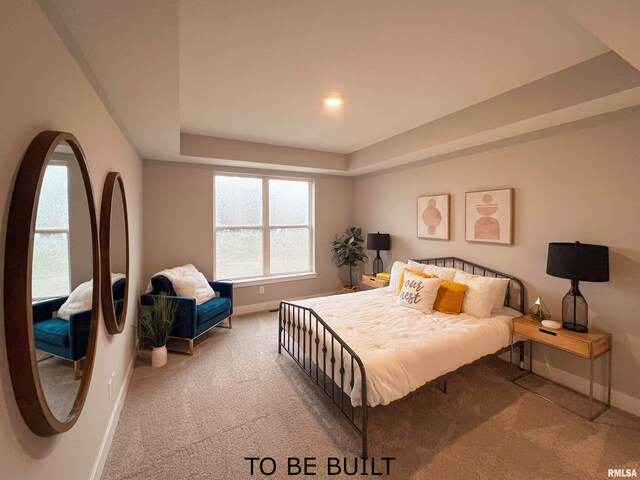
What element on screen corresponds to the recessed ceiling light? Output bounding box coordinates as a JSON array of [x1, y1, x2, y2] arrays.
[[323, 95, 344, 107]]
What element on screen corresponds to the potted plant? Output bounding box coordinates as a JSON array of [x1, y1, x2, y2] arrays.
[[332, 227, 368, 293], [136, 294, 177, 367]]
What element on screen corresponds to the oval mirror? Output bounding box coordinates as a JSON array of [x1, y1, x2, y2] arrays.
[[4, 131, 99, 435], [100, 172, 129, 334]]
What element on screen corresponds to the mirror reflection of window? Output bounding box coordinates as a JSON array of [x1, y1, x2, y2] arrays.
[[32, 163, 70, 300]]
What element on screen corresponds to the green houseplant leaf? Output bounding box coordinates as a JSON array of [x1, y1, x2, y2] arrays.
[[136, 293, 177, 348]]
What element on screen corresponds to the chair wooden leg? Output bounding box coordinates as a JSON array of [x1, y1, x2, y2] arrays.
[[187, 339, 194, 356], [74, 360, 82, 380]]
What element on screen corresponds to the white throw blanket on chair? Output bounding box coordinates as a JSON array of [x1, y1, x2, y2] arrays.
[[58, 273, 126, 320], [146, 264, 217, 305]]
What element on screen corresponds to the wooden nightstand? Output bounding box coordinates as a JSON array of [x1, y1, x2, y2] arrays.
[[510, 314, 611, 420], [361, 274, 389, 289]]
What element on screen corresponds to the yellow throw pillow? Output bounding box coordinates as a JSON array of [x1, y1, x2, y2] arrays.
[[433, 280, 469, 315], [397, 268, 434, 295]]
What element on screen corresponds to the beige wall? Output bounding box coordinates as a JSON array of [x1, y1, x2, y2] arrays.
[[143, 161, 354, 308], [0, 2, 143, 479], [354, 107, 640, 414]]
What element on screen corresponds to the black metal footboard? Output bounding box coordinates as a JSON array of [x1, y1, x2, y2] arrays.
[[278, 301, 369, 458]]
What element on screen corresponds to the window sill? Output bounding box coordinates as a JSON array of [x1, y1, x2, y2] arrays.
[[229, 272, 317, 288]]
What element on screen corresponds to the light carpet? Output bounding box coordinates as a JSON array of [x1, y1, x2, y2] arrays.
[[102, 311, 640, 479]]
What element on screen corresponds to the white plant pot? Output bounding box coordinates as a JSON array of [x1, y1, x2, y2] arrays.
[[151, 345, 168, 367]]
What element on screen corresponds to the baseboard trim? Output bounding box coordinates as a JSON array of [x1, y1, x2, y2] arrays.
[[234, 290, 341, 316], [90, 346, 137, 480]]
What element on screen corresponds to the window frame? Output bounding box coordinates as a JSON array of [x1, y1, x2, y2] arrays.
[[32, 161, 72, 300], [212, 172, 315, 285]]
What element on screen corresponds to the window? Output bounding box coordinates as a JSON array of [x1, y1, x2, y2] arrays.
[[214, 174, 314, 281], [32, 164, 71, 299]]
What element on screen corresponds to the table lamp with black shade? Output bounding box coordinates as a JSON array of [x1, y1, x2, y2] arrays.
[[367, 232, 391, 275], [546, 241, 609, 333]]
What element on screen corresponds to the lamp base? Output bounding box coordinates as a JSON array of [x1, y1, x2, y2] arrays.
[[561, 280, 588, 333], [562, 322, 588, 333], [372, 253, 383, 276]]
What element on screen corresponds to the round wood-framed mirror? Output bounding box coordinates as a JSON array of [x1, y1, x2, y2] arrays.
[[4, 131, 99, 435], [100, 172, 130, 334]]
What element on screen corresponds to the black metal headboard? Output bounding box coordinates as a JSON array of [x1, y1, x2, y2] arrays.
[[412, 257, 526, 314]]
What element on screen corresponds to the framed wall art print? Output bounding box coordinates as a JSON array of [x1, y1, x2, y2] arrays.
[[417, 194, 450, 240], [465, 188, 513, 245]]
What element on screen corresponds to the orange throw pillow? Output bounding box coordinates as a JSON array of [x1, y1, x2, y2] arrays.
[[433, 280, 469, 315]]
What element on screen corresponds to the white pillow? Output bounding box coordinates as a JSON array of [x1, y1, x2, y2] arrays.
[[172, 270, 217, 305], [453, 271, 509, 318], [422, 264, 459, 282], [406, 259, 426, 272], [490, 278, 510, 310], [456, 272, 509, 311], [389, 261, 409, 291], [396, 271, 442, 314], [57, 279, 93, 320]]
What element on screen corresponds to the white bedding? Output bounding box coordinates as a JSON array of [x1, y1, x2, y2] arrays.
[[289, 287, 519, 408]]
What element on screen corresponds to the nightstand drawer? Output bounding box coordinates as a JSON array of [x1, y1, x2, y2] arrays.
[[361, 275, 389, 288], [513, 320, 590, 357]]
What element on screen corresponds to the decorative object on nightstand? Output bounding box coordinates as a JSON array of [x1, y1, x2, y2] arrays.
[[529, 295, 560, 328], [376, 272, 390, 282], [366, 232, 391, 275], [546, 241, 609, 333], [528, 296, 551, 321], [541, 319, 562, 330], [510, 314, 611, 420]]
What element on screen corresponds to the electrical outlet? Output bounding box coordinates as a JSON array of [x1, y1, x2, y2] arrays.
[[259, 286, 265, 294]]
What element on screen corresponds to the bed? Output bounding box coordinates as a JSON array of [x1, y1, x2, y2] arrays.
[[278, 257, 526, 457]]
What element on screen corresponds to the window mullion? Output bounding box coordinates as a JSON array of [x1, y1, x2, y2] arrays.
[[263, 177, 269, 277], [308, 179, 314, 273], [212, 174, 218, 279]]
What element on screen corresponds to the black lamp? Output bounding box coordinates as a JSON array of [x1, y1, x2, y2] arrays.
[[367, 232, 391, 275], [546, 241, 609, 333]]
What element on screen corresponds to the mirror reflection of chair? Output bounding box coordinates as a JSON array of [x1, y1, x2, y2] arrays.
[[32, 298, 90, 380], [32, 278, 123, 386], [112, 277, 127, 323], [141, 273, 233, 355]]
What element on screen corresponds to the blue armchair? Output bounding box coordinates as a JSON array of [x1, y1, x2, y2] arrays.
[[112, 277, 127, 321], [33, 299, 91, 380], [32, 278, 125, 379], [140, 275, 233, 355]]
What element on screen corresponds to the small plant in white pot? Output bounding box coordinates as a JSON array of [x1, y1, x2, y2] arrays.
[[136, 294, 177, 367]]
